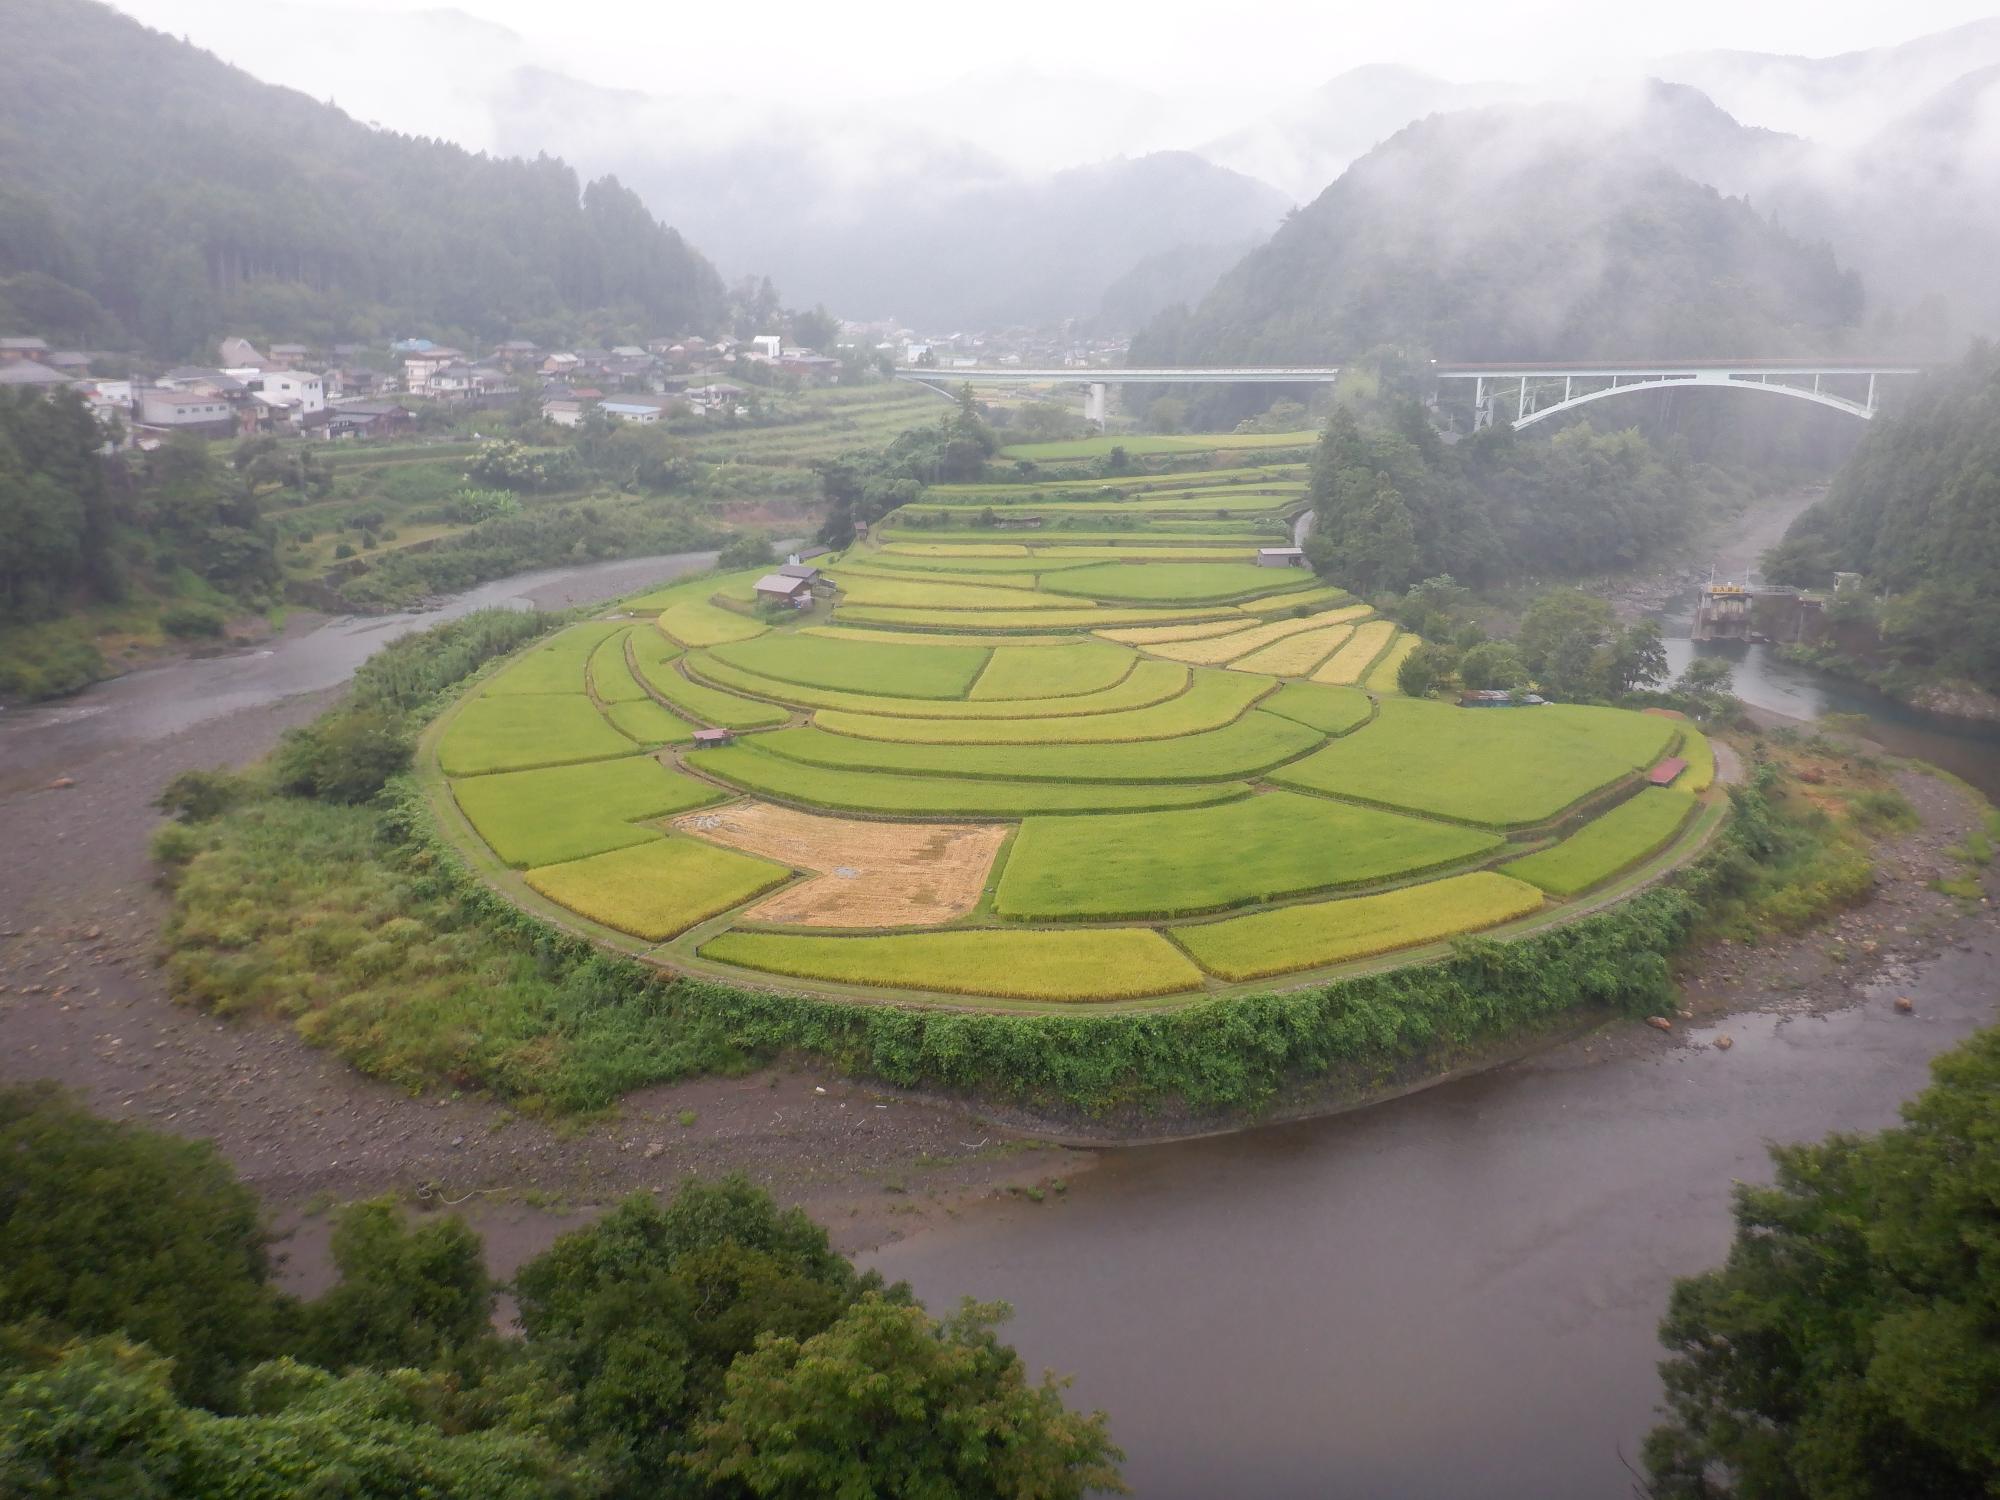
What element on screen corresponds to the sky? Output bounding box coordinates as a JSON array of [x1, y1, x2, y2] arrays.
[[111, 0, 2000, 151]]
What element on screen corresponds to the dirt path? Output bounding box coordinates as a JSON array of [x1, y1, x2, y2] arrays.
[[0, 689, 1075, 1272]]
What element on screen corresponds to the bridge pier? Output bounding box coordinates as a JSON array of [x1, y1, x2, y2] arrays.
[[1085, 382, 1109, 429]]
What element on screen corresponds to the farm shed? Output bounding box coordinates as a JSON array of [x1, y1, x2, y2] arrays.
[[777, 564, 821, 582], [1460, 690, 1516, 708], [753, 574, 814, 608], [1647, 757, 1689, 786], [693, 727, 736, 747], [1257, 546, 1306, 567]]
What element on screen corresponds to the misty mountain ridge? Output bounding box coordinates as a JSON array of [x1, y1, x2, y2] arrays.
[[0, 0, 724, 356], [1131, 97, 1864, 366]]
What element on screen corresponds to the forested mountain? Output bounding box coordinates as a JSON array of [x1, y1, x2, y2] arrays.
[[485, 61, 1293, 327], [1765, 345, 2000, 690], [0, 0, 725, 357], [1132, 95, 1862, 366], [1300, 401, 1725, 595]]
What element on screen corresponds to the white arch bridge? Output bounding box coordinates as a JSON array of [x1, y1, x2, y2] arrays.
[[894, 359, 1921, 430], [1432, 359, 1921, 429]]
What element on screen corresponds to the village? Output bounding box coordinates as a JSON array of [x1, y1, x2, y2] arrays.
[[0, 320, 1134, 448]]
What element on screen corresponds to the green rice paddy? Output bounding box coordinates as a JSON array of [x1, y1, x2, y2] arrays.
[[425, 540, 1725, 1004]]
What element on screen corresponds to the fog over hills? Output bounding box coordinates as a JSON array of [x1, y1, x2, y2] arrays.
[[34, 3, 2000, 337]]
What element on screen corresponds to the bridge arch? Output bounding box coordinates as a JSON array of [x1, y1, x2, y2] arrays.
[[1513, 373, 1879, 429]]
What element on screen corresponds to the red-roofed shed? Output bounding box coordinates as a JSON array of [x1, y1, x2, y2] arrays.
[[1648, 757, 1688, 787]]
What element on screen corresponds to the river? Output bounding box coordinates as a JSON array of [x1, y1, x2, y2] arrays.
[[864, 493, 2000, 1497], [6, 529, 1997, 1496], [0, 550, 718, 792]]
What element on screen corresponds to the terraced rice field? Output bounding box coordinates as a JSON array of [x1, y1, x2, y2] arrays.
[[1501, 788, 1697, 896], [426, 545, 1724, 1003]]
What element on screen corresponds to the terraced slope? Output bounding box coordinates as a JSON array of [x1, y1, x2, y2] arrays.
[[424, 541, 1723, 1004]]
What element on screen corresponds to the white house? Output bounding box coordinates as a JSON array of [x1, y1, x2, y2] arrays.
[[250, 370, 325, 416], [135, 387, 237, 432], [542, 398, 588, 427], [401, 348, 465, 396], [751, 334, 782, 359], [599, 398, 667, 424]]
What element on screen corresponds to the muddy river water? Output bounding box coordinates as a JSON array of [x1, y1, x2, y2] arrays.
[[5, 520, 1998, 1496]]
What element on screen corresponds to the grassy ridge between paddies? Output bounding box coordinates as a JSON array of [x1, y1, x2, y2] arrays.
[[1171, 872, 1547, 981], [969, 640, 1133, 698], [1234, 584, 1351, 617], [699, 928, 1206, 1002], [603, 696, 698, 747], [926, 462, 1304, 497], [451, 755, 722, 868], [1365, 634, 1421, 694], [834, 605, 1245, 631], [996, 430, 1319, 461], [708, 631, 990, 698], [1039, 561, 1310, 604], [630, 630, 789, 729], [824, 572, 1089, 612], [997, 790, 1503, 921], [752, 708, 1323, 782], [438, 695, 636, 776], [692, 652, 1190, 719], [1313, 619, 1400, 684], [689, 742, 1254, 817], [1681, 728, 1717, 792], [1144, 610, 1366, 666], [1272, 697, 1677, 828], [810, 667, 1273, 745], [588, 628, 652, 704], [478, 620, 623, 695], [1230, 620, 1354, 677], [1258, 682, 1373, 735], [525, 836, 793, 941], [1501, 788, 1698, 897], [824, 561, 1048, 592]]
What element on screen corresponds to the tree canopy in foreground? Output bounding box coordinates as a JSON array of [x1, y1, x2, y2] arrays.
[[1646, 1025, 2000, 1497]]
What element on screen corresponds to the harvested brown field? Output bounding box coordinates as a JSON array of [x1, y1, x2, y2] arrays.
[[671, 800, 1008, 927]]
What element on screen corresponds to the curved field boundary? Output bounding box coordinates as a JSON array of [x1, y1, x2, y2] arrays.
[[631, 634, 789, 729], [1500, 787, 1698, 896], [1038, 560, 1313, 606], [684, 743, 1256, 818], [808, 669, 1273, 746], [1365, 634, 1421, 694], [1312, 620, 1400, 684], [687, 653, 1192, 720], [1144, 612, 1349, 666], [698, 926, 1208, 1002], [993, 791, 1504, 922], [968, 640, 1134, 698], [835, 605, 1244, 631], [746, 708, 1320, 784], [1167, 871, 1548, 982], [417, 664, 1734, 1013], [1269, 699, 1678, 829], [1230, 621, 1355, 677]]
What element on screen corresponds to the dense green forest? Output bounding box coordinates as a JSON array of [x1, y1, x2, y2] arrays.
[[0, 1083, 1120, 1497], [1130, 104, 1861, 368], [1301, 401, 1739, 593], [0, 0, 724, 356], [1764, 344, 2000, 691], [1646, 1022, 2000, 1497]]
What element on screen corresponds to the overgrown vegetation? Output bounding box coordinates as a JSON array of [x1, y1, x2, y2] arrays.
[[0, 1084, 1121, 1497], [1646, 1023, 2000, 1497], [1765, 342, 2000, 692]]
